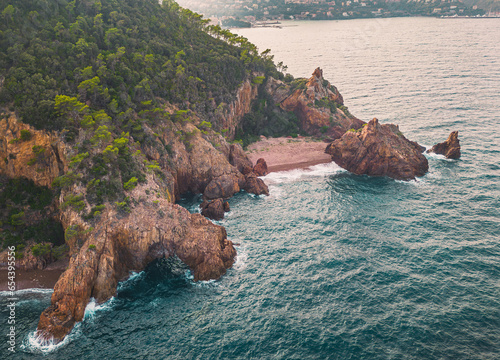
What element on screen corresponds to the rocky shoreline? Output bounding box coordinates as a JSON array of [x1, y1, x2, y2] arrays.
[[0, 66, 461, 344]]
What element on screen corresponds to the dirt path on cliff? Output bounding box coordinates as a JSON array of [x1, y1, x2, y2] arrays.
[[246, 137, 332, 172]]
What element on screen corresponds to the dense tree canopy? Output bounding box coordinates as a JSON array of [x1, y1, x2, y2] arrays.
[[0, 0, 277, 131]]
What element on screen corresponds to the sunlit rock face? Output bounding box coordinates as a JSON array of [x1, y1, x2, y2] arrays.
[[326, 118, 429, 181]]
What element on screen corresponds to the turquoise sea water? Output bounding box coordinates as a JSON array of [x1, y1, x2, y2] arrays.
[[2, 17, 499, 359]]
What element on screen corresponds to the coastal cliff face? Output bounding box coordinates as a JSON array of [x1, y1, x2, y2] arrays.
[[277, 68, 364, 138], [0, 116, 67, 188], [0, 110, 266, 342], [326, 118, 429, 180], [38, 193, 235, 343], [216, 78, 260, 140]]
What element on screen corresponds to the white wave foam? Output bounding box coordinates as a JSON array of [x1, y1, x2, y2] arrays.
[[266, 185, 283, 199], [21, 323, 82, 354], [194, 278, 217, 287], [263, 162, 344, 185], [233, 245, 248, 271], [83, 297, 115, 321], [184, 269, 220, 287], [21, 295, 116, 354], [184, 269, 194, 281], [0, 288, 53, 297], [424, 149, 455, 162], [395, 177, 426, 186], [126, 270, 144, 282], [117, 271, 145, 291]]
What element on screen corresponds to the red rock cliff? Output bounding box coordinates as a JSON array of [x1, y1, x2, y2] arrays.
[[277, 68, 364, 138]]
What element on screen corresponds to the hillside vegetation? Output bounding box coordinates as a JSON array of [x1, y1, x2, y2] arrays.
[[0, 0, 302, 251]]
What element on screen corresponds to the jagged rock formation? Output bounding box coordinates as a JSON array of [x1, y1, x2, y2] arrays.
[[427, 131, 461, 159], [253, 158, 268, 176], [276, 68, 365, 138], [37, 195, 236, 343], [326, 118, 429, 181], [243, 172, 270, 196], [142, 121, 268, 202]]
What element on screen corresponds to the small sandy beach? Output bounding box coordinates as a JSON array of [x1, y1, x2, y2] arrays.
[[246, 137, 332, 172], [0, 258, 68, 291]]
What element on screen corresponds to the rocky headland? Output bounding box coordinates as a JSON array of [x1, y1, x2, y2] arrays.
[[1, 0, 444, 347], [1, 62, 434, 345]]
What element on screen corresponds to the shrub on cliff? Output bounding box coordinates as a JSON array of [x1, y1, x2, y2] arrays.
[[0, 177, 64, 250]]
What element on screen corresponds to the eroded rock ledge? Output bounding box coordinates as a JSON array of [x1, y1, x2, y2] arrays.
[[326, 118, 429, 181]]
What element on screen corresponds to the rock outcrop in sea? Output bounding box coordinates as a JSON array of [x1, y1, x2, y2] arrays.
[[325, 118, 429, 181], [427, 131, 461, 159], [253, 158, 268, 176], [201, 198, 230, 221]]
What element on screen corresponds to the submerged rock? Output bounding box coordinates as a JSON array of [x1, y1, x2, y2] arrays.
[[427, 131, 461, 159], [325, 118, 429, 181], [253, 158, 268, 176]]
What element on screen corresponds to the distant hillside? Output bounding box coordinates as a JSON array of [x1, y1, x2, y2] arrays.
[[176, 0, 486, 21], [462, 0, 500, 12]]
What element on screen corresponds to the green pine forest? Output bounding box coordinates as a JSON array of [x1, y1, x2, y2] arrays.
[[0, 0, 301, 252]]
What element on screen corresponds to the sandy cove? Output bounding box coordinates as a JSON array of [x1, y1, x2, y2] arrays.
[[246, 136, 332, 172]]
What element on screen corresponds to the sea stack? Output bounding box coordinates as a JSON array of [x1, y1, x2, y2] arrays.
[[325, 118, 429, 181], [427, 131, 461, 159]]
